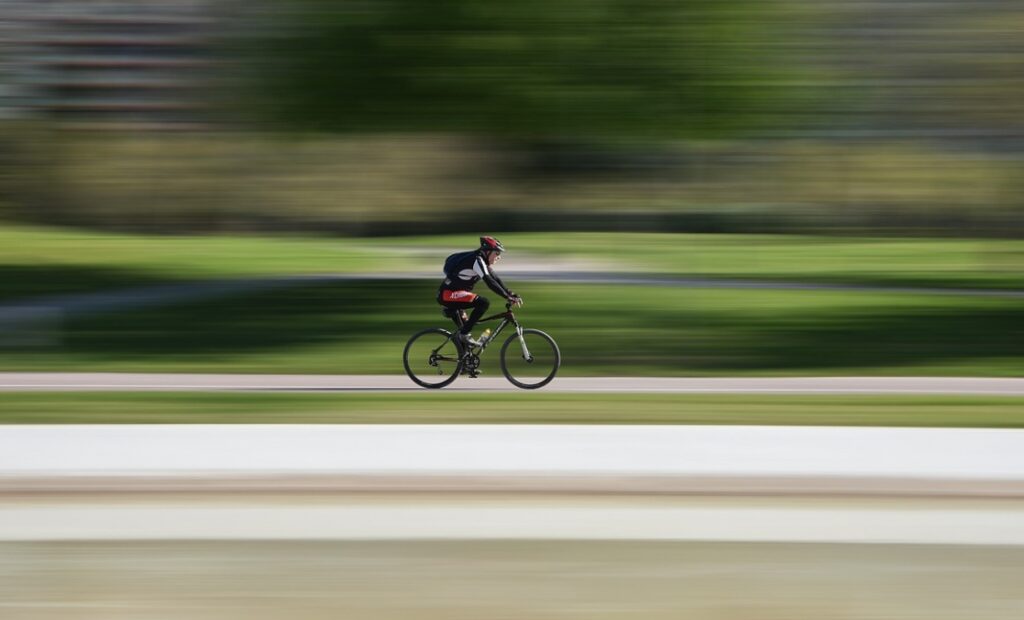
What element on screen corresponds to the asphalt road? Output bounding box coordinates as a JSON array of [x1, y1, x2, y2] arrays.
[[2, 373, 1024, 394]]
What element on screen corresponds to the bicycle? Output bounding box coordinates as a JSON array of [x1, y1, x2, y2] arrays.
[[403, 302, 560, 389]]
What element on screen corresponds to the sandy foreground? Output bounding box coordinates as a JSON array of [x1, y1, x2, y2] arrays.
[[2, 494, 1024, 618], [3, 540, 1024, 619]]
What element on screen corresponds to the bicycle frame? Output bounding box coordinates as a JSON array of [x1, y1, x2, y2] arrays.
[[438, 304, 531, 361]]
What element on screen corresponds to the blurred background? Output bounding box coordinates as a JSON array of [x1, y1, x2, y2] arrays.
[[0, 0, 1022, 236], [0, 0, 1021, 376], [2, 2, 1024, 619]]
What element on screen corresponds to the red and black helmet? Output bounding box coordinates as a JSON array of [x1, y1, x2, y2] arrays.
[[479, 236, 506, 253]]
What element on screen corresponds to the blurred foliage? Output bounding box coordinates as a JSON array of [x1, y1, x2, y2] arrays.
[[3, 226, 1021, 303], [3, 130, 1020, 236], [3, 1, 1024, 237], [239, 0, 798, 138], [935, 12, 1024, 128], [4, 280, 1022, 377], [820, 3, 1024, 137]]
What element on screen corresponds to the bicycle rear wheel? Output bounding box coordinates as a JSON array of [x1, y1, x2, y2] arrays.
[[403, 328, 462, 389], [500, 328, 560, 389]]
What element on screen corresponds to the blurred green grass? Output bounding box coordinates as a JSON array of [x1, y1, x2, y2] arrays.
[[2, 392, 1023, 427], [3, 280, 1021, 376], [397, 232, 1024, 291], [2, 225, 1023, 302], [0, 225, 401, 301]]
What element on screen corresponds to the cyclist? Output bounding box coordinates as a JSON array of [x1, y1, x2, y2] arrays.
[[438, 236, 523, 348]]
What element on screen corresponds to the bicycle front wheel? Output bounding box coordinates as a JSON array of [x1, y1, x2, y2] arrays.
[[500, 328, 560, 389], [403, 328, 462, 389]]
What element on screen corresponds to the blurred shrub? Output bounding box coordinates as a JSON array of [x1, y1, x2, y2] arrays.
[[2, 127, 1021, 236]]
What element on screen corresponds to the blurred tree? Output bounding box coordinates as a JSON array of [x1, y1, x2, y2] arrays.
[[241, 0, 796, 139], [929, 11, 1024, 135]]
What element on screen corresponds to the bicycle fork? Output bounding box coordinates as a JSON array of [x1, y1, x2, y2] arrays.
[[515, 325, 534, 363]]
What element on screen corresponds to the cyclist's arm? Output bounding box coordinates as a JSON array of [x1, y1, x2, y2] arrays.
[[473, 256, 513, 299]]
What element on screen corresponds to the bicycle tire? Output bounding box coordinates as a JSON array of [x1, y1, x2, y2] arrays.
[[499, 328, 560, 389], [403, 328, 463, 389]]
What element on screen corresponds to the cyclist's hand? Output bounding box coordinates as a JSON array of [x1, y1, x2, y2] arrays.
[[508, 295, 524, 308]]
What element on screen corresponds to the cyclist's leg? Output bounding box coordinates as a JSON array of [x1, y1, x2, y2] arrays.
[[440, 290, 488, 335], [437, 291, 466, 329], [446, 306, 468, 330], [460, 296, 490, 335]]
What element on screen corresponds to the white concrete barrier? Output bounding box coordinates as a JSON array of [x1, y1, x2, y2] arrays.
[[4, 425, 1024, 544], [2, 424, 1023, 496]]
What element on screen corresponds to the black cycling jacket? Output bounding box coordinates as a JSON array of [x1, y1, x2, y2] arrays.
[[439, 250, 513, 299]]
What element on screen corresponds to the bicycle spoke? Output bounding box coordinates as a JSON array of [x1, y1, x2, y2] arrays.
[[403, 329, 462, 388], [500, 329, 560, 389]]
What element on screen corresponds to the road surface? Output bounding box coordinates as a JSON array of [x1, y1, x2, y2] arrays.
[[2, 373, 1024, 394]]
